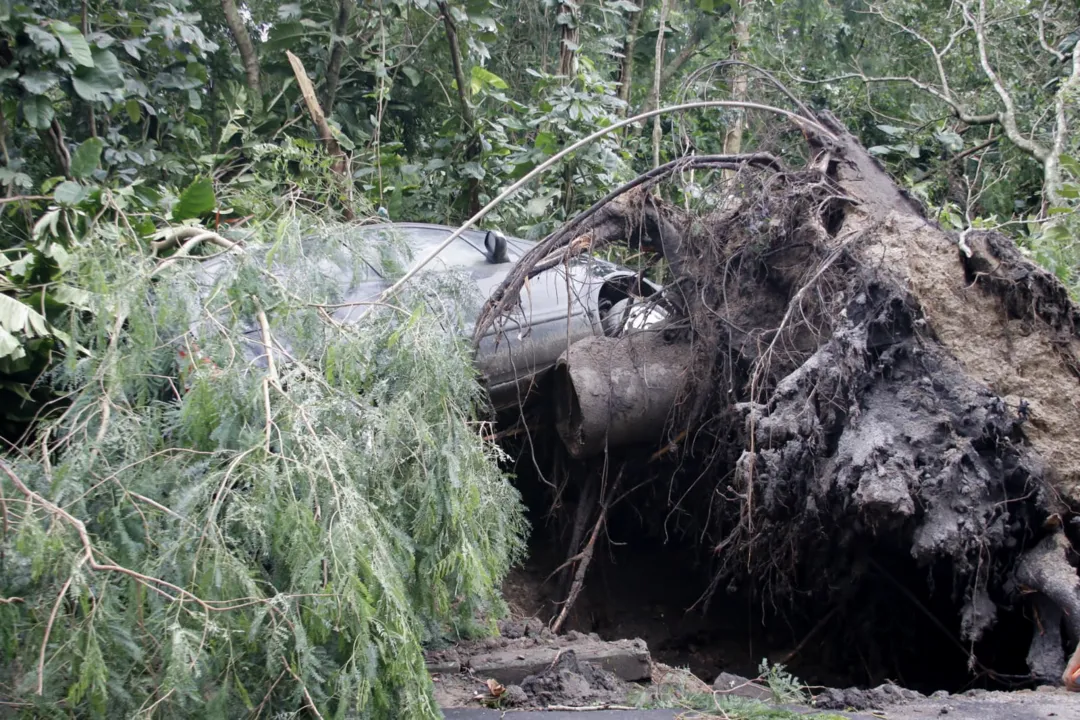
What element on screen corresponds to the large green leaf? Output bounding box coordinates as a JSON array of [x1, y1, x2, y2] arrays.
[[18, 71, 59, 95], [22, 95, 55, 130], [50, 21, 95, 67], [90, 48, 123, 83], [70, 138, 104, 179], [51, 284, 92, 310], [0, 294, 73, 360], [54, 181, 89, 206], [71, 68, 121, 102], [24, 25, 60, 56], [402, 66, 421, 87], [125, 99, 141, 123], [470, 66, 508, 94], [261, 22, 309, 52], [173, 177, 216, 221], [0, 293, 51, 341], [0, 327, 24, 361]]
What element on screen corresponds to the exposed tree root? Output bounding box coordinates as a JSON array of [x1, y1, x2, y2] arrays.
[[1016, 532, 1080, 687], [552, 466, 624, 634], [489, 101, 1080, 688]]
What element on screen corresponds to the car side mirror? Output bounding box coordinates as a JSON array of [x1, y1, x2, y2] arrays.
[[484, 230, 509, 264]]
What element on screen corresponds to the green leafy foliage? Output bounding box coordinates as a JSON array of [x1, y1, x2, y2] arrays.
[[0, 215, 526, 717], [173, 177, 216, 221], [69, 138, 104, 179]]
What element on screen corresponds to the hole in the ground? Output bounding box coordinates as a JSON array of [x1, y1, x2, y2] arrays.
[[504, 447, 1040, 696]]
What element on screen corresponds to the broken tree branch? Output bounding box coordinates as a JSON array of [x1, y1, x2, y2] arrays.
[[474, 153, 784, 345], [151, 226, 241, 255], [150, 231, 240, 277], [286, 51, 345, 165], [285, 51, 355, 219], [679, 60, 816, 120], [551, 466, 624, 634], [519, 154, 783, 281]]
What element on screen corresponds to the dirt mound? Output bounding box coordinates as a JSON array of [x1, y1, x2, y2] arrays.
[[843, 165, 1080, 507], [428, 631, 644, 710], [514, 649, 629, 707], [814, 684, 925, 711]]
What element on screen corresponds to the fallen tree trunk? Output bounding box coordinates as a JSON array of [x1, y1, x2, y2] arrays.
[[486, 106, 1080, 688]]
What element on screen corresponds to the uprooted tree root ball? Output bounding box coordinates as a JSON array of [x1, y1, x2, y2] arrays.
[[486, 110, 1080, 691]]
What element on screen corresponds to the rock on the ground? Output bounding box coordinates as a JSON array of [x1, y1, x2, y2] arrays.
[[425, 648, 462, 675], [498, 618, 550, 640]]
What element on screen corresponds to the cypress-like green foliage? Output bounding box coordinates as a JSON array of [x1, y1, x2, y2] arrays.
[[0, 216, 526, 718]]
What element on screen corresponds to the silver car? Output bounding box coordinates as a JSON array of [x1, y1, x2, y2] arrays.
[[193, 222, 678, 458]]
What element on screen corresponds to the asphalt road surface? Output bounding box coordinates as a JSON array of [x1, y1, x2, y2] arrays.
[[442, 708, 871, 719], [443, 712, 682, 720], [442, 687, 1080, 719]]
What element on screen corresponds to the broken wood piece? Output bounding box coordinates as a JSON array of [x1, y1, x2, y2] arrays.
[[284, 50, 355, 220], [466, 637, 650, 685]]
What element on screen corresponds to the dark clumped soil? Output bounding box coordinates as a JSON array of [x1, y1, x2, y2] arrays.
[[516, 649, 627, 708]]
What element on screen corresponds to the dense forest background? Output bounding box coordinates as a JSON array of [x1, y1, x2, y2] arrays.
[[3, 0, 1078, 403], [0, 0, 1077, 717]]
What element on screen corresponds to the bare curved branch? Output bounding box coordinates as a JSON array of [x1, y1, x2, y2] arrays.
[[376, 99, 835, 302], [1037, 0, 1067, 63], [963, 0, 1049, 162]]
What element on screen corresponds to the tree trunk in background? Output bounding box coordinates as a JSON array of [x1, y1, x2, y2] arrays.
[[722, 0, 753, 157], [651, 0, 672, 168], [637, 14, 709, 116], [558, 1, 580, 78], [659, 21, 707, 87], [322, 0, 353, 114], [40, 120, 71, 179], [221, 0, 261, 96], [437, 1, 481, 217], [616, 0, 644, 113]]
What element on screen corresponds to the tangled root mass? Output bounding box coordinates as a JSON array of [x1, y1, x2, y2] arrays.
[[490, 110, 1080, 689]]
